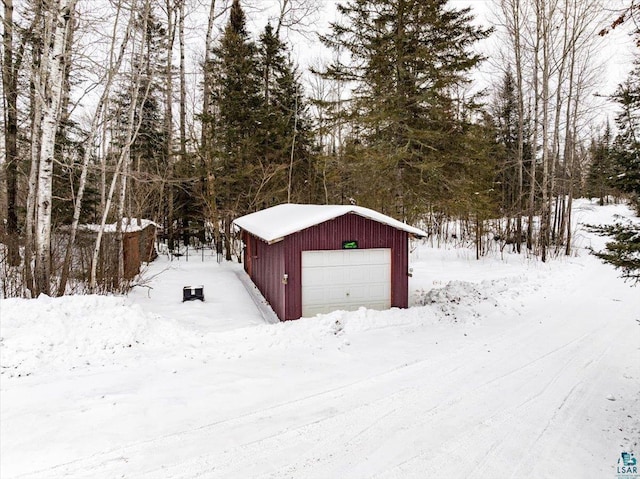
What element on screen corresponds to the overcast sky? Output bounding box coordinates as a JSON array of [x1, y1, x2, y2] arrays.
[[265, 0, 637, 125], [62, 0, 637, 132]]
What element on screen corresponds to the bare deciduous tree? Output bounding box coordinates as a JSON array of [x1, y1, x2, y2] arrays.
[[57, 1, 136, 295], [33, 0, 77, 295]]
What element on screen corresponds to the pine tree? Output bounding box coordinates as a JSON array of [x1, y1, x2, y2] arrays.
[[205, 0, 262, 258], [319, 0, 492, 221], [586, 125, 616, 205], [588, 223, 640, 284], [611, 61, 640, 211], [493, 72, 518, 220], [110, 8, 167, 221], [588, 56, 640, 285], [256, 23, 316, 206]]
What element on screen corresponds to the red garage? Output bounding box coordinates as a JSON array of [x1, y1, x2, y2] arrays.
[[233, 204, 426, 321]]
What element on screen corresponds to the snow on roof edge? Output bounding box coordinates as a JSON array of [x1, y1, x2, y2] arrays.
[[76, 218, 158, 234], [233, 204, 427, 243]]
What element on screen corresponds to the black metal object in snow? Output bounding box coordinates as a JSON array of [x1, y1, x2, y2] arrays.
[[183, 285, 205, 302]]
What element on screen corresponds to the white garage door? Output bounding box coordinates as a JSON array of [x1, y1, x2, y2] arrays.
[[301, 248, 391, 317]]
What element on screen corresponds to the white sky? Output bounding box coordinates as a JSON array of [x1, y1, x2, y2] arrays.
[[49, 0, 640, 135], [266, 0, 638, 126]]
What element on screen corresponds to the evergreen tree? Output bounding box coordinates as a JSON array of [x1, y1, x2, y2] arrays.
[[205, 0, 262, 257], [611, 61, 640, 211], [256, 23, 316, 205], [493, 71, 527, 217], [586, 124, 616, 205], [108, 8, 167, 222], [491, 70, 534, 247], [588, 223, 640, 284], [319, 0, 492, 221], [130, 9, 167, 220], [212, 0, 261, 210], [52, 129, 100, 225], [588, 57, 640, 285]]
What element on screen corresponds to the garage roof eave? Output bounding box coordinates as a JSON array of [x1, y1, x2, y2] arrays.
[[237, 227, 284, 245], [267, 236, 285, 245], [233, 204, 428, 243]]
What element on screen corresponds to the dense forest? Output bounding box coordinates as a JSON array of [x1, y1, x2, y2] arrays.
[[1, 0, 639, 296]]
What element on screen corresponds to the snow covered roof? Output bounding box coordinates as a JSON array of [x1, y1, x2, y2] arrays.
[[233, 204, 427, 244], [78, 218, 158, 234]]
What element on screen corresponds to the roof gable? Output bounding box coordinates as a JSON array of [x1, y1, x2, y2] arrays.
[[233, 204, 427, 243]]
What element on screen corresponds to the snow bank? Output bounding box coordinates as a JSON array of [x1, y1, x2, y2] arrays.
[[414, 278, 526, 323], [0, 295, 199, 378], [215, 277, 526, 356], [0, 276, 527, 379]]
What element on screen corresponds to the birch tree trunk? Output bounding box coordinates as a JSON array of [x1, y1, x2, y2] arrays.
[[179, 0, 186, 158], [34, 0, 76, 296], [200, 0, 222, 251], [178, 0, 188, 243], [25, 79, 43, 297], [538, 0, 558, 262], [200, 0, 219, 150], [557, 0, 576, 249], [24, 2, 46, 296]]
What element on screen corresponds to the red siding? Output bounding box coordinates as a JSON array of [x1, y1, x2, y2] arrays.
[[283, 213, 409, 320], [244, 232, 286, 320], [243, 212, 411, 321]]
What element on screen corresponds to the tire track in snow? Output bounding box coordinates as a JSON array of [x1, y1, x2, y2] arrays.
[[13, 288, 630, 479], [476, 341, 613, 479], [148, 323, 608, 477], [370, 322, 619, 479], [174, 321, 614, 479], [11, 343, 475, 479], [272, 320, 613, 479]]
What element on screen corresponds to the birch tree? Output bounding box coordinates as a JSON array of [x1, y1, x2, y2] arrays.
[[499, 0, 528, 253], [496, 0, 606, 258], [33, 0, 76, 296]]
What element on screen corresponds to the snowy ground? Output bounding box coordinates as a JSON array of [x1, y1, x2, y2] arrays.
[[1, 199, 639, 478]]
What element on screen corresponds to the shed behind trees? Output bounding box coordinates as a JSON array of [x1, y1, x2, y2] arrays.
[[234, 204, 427, 321], [58, 219, 157, 290]]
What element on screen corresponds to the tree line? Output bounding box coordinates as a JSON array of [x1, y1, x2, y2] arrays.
[[1, 0, 638, 296]]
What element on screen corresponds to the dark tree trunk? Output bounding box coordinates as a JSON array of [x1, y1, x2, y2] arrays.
[[3, 0, 21, 266]]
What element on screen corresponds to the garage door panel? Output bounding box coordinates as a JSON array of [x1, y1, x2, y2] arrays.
[[350, 265, 389, 282], [301, 248, 391, 317]]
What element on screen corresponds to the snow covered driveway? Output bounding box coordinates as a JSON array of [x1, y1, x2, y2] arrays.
[[1, 202, 639, 478]]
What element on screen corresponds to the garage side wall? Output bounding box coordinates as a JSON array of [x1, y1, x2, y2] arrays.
[[244, 232, 286, 320], [283, 214, 409, 320]]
